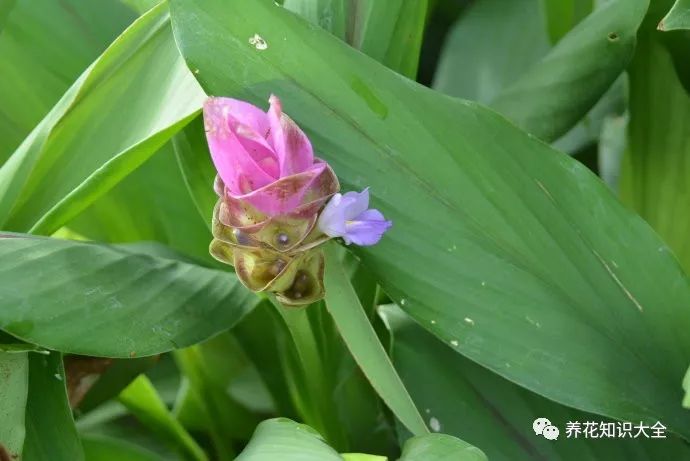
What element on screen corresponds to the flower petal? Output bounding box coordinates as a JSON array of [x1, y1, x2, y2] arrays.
[[344, 209, 392, 246], [340, 188, 370, 220], [267, 94, 314, 176], [317, 193, 348, 237], [231, 162, 337, 216], [204, 97, 276, 194]]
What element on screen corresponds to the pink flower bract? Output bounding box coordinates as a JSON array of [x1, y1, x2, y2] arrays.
[[204, 94, 328, 216]]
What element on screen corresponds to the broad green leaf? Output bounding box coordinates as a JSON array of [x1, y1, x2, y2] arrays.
[[282, 0, 349, 39], [323, 243, 428, 436], [68, 143, 214, 264], [0, 352, 28, 460], [0, 331, 48, 354], [384, 305, 690, 460], [540, 0, 593, 43], [399, 434, 487, 461], [81, 434, 166, 461], [0, 0, 135, 162], [0, 2, 205, 235], [492, 0, 648, 141], [119, 375, 207, 461], [433, 0, 550, 104], [0, 235, 256, 357], [434, 0, 645, 142], [235, 418, 343, 461], [283, 0, 428, 79], [170, 0, 690, 437], [23, 352, 84, 461], [551, 74, 628, 155], [660, 0, 690, 30], [620, 35, 690, 272]]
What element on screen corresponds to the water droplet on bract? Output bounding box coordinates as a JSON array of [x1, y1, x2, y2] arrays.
[[450, 340, 459, 347], [464, 317, 475, 326], [276, 232, 289, 247]]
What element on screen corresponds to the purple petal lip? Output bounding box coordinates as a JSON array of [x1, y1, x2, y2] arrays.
[[317, 189, 392, 246]]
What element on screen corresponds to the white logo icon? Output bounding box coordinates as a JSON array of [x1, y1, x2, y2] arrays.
[[533, 418, 559, 440]]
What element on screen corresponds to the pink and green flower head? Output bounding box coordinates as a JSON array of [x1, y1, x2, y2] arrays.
[[204, 94, 334, 216]]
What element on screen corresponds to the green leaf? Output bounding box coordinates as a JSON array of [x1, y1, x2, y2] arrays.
[[119, 375, 207, 461], [269, 299, 350, 449], [433, 0, 550, 104], [68, 143, 214, 264], [491, 0, 648, 141], [23, 352, 84, 461], [0, 0, 16, 33], [120, 0, 164, 15], [540, 0, 593, 43], [283, 0, 428, 78], [172, 117, 218, 227], [399, 434, 487, 461], [236, 418, 343, 461], [620, 34, 690, 272], [683, 368, 690, 409], [81, 434, 166, 461], [660, 0, 690, 30], [383, 304, 690, 460], [0, 0, 135, 162], [322, 243, 428, 436], [174, 334, 261, 460], [597, 113, 628, 191], [434, 0, 645, 142], [78, 357, 159, 413], [0, 2, 205, 235], [341, 455, 386, 461], [0, 234, 256, 357], [170, 0, 690, 437], [231, 302, 300, 420], [0, 352, 28, 460]]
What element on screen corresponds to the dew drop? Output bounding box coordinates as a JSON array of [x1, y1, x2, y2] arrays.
[[429, 417, 441, 432], [249, 34, 268, 50]]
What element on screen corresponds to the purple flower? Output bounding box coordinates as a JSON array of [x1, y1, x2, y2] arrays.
[[317, 189, 392, 246]]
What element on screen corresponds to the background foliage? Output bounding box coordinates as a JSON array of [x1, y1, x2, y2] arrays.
[[1, 0, 690, 459]]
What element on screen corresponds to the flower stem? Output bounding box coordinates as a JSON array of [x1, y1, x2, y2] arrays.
[[322, 242, 429, 436]]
